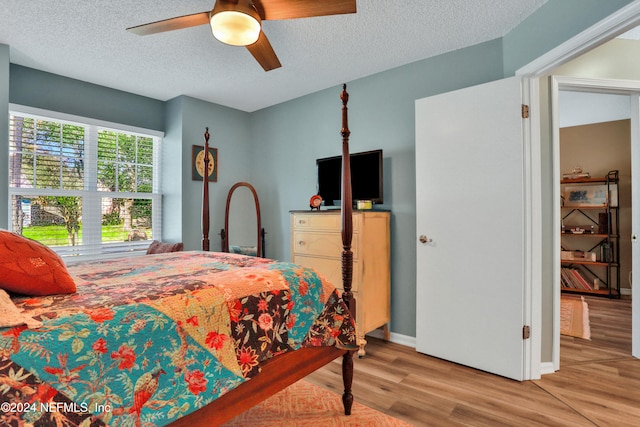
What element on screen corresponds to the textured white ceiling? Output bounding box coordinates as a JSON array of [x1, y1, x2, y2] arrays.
[[1, 0, 547, 112]]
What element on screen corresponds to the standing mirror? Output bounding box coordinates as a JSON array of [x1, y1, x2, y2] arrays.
[[221, 182, 265, 257]]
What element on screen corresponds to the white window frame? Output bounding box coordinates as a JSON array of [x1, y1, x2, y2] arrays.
[[8, 104, 164, 263]]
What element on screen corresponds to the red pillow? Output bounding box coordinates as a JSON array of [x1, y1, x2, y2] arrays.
[[0, 230, 76, 296], [146, 240, 184, 254]]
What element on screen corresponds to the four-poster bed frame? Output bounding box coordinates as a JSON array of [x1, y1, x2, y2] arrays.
[[175, 84, 356, 426]]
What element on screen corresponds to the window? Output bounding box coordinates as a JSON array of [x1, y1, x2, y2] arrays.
[[8, 105, 163, 261]]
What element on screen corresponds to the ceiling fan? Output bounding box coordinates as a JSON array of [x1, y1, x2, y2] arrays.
[[127, 0, 357, 72]]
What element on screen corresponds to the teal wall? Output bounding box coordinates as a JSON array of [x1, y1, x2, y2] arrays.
[[9, 65, 164, 131], [0, 45, 8, 228], [250, 39, 504, 338], [176, 96, 253, 251], [0, 0, 633, 349]]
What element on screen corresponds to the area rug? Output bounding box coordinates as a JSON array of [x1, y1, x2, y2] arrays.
[[560, 295, 591, 339], [222, 380, 412, 426]]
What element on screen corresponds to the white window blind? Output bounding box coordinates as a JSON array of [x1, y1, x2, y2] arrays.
[[8, 105, 163, 262]]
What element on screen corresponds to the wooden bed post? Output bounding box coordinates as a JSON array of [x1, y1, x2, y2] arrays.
[[168, 89, 358, 427], [202, 128, 210, 251], [340, 84, 355, 415]]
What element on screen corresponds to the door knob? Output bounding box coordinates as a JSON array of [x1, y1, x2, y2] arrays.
[[419, 235, 432, 244]]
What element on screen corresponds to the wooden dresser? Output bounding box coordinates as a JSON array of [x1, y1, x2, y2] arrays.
[[290, 210, 390, 356]]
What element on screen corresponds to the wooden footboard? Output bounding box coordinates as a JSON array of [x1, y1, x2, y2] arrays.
[[169, 346, 352, 426]]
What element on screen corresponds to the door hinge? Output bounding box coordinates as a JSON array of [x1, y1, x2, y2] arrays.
[[522, 325, 531, 340], [521, 104, 529, 119]]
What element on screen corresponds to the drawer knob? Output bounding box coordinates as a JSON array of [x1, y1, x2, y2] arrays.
[[298, 241, 306, 246], [298, 219, 306, 224]]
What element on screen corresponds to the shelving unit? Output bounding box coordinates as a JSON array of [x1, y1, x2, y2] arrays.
[[560, 170, 620, 298]]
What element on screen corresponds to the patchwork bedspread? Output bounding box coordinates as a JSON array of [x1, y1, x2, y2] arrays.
[[0, 251, 356, 427]]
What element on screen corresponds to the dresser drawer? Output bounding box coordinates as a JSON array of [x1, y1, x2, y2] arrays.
[[292, 255, 360, 292], [292, 213, 360, 232], [292, 230, 359, 259]]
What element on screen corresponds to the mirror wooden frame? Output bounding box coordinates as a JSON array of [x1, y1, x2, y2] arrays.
[[221, 182, 265, 257]]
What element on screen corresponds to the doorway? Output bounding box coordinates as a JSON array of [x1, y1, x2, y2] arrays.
[[550, 76, 638, 369], [557, 88, 633, 362], [515, 0, 640, 372]]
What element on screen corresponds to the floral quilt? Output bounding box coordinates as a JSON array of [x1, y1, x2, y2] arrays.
[[0, 251, 356, 427]]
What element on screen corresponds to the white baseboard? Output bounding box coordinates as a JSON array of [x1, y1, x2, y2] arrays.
[[621, 287, 632, 296], [540, 362, 556, 375], [366, 329, 416, 348]]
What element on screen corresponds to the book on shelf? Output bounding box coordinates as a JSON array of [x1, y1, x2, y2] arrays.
[[561, 267, 594, 290]]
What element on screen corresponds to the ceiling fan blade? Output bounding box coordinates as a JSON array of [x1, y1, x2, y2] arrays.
[[127, 12, 210, 36], [246, 31, 282, 71], [254, 0, 356, 20]]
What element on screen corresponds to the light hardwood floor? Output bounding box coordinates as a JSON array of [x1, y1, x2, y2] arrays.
[[306, 296, 639, 426]]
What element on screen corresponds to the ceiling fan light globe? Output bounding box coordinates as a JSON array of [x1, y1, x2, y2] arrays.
[[211, 11, 261, 46]]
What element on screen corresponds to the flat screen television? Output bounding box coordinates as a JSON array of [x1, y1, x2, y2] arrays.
[[316, 149, 383, 207]]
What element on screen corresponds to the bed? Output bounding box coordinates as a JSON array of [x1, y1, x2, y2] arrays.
[[0, 85, 357, 427]]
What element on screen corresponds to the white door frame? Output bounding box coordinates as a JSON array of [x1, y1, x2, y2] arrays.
[[517, 1, 640, 374], [518, 76, 540, 380]]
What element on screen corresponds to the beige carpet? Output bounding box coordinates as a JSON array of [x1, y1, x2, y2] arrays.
[[222, 380, 412, 426], [560, 295, 591, 340]]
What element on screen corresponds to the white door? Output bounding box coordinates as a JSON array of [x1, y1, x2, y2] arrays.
[[415, 77, 526, 380]]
